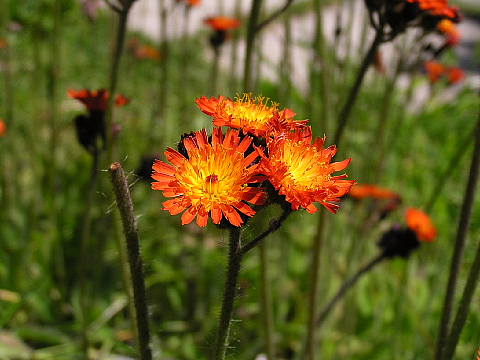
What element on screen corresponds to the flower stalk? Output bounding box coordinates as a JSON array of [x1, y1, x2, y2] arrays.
[[259, 242, 275, 359], [213, 227, 243, 360], [109, 162, 152, 360], [435, 101, 480, 360]]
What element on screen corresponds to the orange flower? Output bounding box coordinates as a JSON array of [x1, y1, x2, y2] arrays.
[[424, 61, 446, 83], [349, 184, 399, 200], [204, 16, 240, 31], [0, 38, 7, 49], [68, 89, 129, 111], [196, 94, 306, 137], [177, 0, 201, 6], [408, 0, 460, 20], [135, 45, 161, 61], [0, 119, 6, 136], [258, 127, 355, 214], [405, 208, 436, 242], [437, 19, 460, 45], [446, 67, 465, 84], [151, 128, 266, 227]]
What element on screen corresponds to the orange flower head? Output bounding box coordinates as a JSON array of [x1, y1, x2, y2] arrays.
[[135, 45, 161, 61], [0, 38, 7, 49], [204, 16, 241, 31], [151, 128, 266, 227], [258, 127, 355, 214], [405, 208, 436, 242], [424, 61, 446, 83], [446, 67, 465, 84], [349, 184, 400, 200], [68, 89, 129, 111], [437, 19, 460, 45], [0, 119, 6, 136], [408, 0, 460, 21], [196, 94, 307, 137], [177, 0, 201, 7]]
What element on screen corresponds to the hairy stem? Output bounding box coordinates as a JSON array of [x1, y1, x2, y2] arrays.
[[259, 242, 275, 359], [109, 162, 152, 360], [213, 228, 243, 360]]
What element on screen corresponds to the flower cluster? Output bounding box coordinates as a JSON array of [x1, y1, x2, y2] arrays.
[[365, 0, 461, 40], [424, 61, 465, 84], [68, 89, 129, 154], [152, 94, 355, 227], [378, 207, 436, 258]]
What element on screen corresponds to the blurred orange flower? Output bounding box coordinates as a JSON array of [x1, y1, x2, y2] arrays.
[[68, 89, 129, 111], [446, 67, 465, 84], [204, 16, 240, 31], [405, 208, 436, 242], [0, 119, 6, 136], [177, 0, 200, 7], [408, 0, 460, 20], [0, 38, 7, 49], [258, 127, 355, 214], [437, 19, 460, 46], [196, 94, 306, 137], [424, 61, 446, 83], [349, 184, 399, 200], [151, 128, 266, 227], [135, 45, 161, 61]]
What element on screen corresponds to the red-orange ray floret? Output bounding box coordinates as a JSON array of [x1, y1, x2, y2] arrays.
[[405, 207, 437, 242], [68, 89, 129, 111], [204, 16, 241, 31], [349, 184, 400, 200], [195, 94, 307, 137], [151, 128, 266, 227], [258, 127, 355, 214], [424, 61, 446, 83]]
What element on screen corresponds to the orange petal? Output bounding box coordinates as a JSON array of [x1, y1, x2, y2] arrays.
[[165, 148, 186, 167], [181, 207, 197, 225]]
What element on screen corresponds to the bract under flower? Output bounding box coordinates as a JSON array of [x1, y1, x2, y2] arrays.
[[151, 128, 266, 227], [405, 207, 436, 241], [195, 94, 306, 137], [258, 127, 355, 214]]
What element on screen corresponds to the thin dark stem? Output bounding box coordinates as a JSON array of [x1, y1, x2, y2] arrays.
[[243, 0, 263, 92], [109, 162, 152, 360], [425, 125, 476, 213], [333, 29, 383, 147], [435, 103, 480, 360], [443, 236, 480, 360], [229, 0, 242, 93], [305, 212, 326, 360], [240, 207, 291, 255], [259, 242, 275, 359], [105, 4, 132, 164], [255, 0, 294, 33], [315, 252, 386, 327], [213, 228, 243, 360]]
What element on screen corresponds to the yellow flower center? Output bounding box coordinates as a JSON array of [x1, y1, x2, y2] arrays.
[[224, 94, 277, 126], [277, 140, 330, 191], [174, 146, 249, 211]]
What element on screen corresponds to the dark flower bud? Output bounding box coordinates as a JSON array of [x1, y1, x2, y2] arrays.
[[377, 226, 420, 259]]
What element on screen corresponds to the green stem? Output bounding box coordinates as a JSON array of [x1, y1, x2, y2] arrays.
[[213, 227, 243, 360], [229, 0, 242, 93], [333, 29, 383, 147], [178, 6, 191, 122], [442, 236, 480, 360], [435, 102, 480, 360], [243, 0, 263, 92], [425, 125, 476, 212], [315, 252, 385, 327], [305, 212, 325, 360], [259, 243, 275, 359], [280, 12, 292, 104], [105, 4, 132, 164], [109, 162, 152, 360]]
